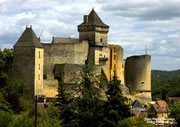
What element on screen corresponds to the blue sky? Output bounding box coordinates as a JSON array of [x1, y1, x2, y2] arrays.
[[0, 0, 180, 70]]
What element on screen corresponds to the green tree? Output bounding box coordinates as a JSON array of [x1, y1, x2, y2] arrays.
[[118, 116, 156, 127], [57, 82, 76, 127], [58, 61, 105, 127], [169, 101, 180, 126], [100, 71, 132, 127], [0, 48, 13, 88]]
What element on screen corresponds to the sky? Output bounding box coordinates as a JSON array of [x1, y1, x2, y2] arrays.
[[0, 0, 180, 70]]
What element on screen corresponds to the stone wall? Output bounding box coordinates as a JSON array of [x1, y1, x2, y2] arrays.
[[34, 48, 44, 95], [42, 40, 89, 75], [12, 47, 36, 98], [125, 55, 151, 100], [43, 79, 59, 97], [107, 44, 124, 83]]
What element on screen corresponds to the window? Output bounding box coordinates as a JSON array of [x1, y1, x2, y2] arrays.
[[100, 38, 103, 42], [39, 51, 40, 58], [141, 81, 145, 84], [99, 54, 102, 56], [39, 64, 40, 69], [122, 65, 124, 68], [114, 55, 116, 60], [114, 47, 116, 52], [38, 74, 40, 80]]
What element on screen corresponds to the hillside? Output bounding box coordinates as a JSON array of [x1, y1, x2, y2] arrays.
[[151, 69, 180, 100], [151, 69, 180, 82]]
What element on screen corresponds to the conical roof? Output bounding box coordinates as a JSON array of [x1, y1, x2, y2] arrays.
[[14, 27, 43, 48], [78, 9, 109, 28]]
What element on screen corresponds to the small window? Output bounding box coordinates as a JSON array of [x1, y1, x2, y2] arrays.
[[114, 47, 116, 52], [122, 65, 124, 68], [38, 74, 40, 80], [39, 64, 40, 69], [99, 54, 102, 56], [39, 51, 40, 58], [114, 55, 116, 60], [141, 82, 145, 84], [100, 38, 103, 42], [139, 91, 143, 93]]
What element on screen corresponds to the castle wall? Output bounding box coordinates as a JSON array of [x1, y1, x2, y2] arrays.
[[107, 44, 124, 83], [34, 48, 44, 95], [43, 79, 58, 97], [125, 55, 151, 100], [12, 47, 36, 97], [42, 40, 89, 75]]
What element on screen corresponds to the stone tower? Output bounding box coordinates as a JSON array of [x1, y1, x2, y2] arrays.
[[13, 26, 44, 98], [78, 8, 109, 65], [125, 55, 151, 101]]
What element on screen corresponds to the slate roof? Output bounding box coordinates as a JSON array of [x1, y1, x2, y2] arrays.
[[131, 100, 145, 111], [14, 27, 43, 48], [78, 8, 109, 28]]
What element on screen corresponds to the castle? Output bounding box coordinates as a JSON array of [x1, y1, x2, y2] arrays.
[[9, 9, 152, 102]]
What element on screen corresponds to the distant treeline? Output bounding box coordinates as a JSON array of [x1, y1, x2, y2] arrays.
[[151, 69, 180, 82], [151, 69, 180, 101]]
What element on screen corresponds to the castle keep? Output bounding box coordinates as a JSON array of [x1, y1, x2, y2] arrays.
[[10, 9, 152, 101]]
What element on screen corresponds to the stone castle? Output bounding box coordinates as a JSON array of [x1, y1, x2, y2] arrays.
[[9, 9, 152, 102]]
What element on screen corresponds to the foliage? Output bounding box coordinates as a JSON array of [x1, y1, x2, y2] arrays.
[[57, 61, 105, 127], [73, 62, 105, 127], [0, 110, 13, 127], [151, 69, 180, 82], [0, 48, 13, 88], [152, 76, 180, 100], [169, 101, 180, 126], [100, 71, 131, 127], [118, 116, 156, 127]]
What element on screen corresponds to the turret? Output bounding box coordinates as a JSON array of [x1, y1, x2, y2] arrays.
[[13, 26, 44, 98], [78, 8, 109, 46], [78, 9, 109, 65]]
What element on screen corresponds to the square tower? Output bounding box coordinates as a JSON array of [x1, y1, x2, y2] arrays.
[[13, 26, 44, 98]]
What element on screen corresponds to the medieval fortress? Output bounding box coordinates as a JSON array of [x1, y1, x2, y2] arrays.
[[9, 9, 151, 102]]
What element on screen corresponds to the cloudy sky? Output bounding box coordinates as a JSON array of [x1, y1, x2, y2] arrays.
[[0, 0, 180, 70]]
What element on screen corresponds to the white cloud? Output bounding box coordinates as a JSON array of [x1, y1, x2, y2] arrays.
[[0, 0, 179, 70]]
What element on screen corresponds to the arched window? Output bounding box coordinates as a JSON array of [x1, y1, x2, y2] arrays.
[[100, 38, 103, 42]]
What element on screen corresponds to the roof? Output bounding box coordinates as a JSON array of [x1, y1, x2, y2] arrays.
[[152, 103, 162, 113], [78, 8, 109, 28], [156, 100, 170, 112], [168, 97, 180, 101], [52, 37, 79, 44], [14, 27, 43, 48], [131, 100, 144, 110], [151, 100, 170, 113]]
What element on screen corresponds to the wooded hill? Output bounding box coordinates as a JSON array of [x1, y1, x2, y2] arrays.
[[151, 69, 180, 101]]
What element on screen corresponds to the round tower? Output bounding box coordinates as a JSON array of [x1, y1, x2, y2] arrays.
[[125, 55, 151, 101]]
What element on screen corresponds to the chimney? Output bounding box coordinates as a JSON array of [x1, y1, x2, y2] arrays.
[[84, 15, 88, 23]]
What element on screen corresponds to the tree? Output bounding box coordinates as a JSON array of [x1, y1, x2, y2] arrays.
[[100, 70, 132, 127], [118, 116, 156, 127], [169, 101, 180, 126], [74, 61, 105, 127], [57, 81, 77, 127], [57, 61, 105, 127], [0, 48, 13, 88]]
